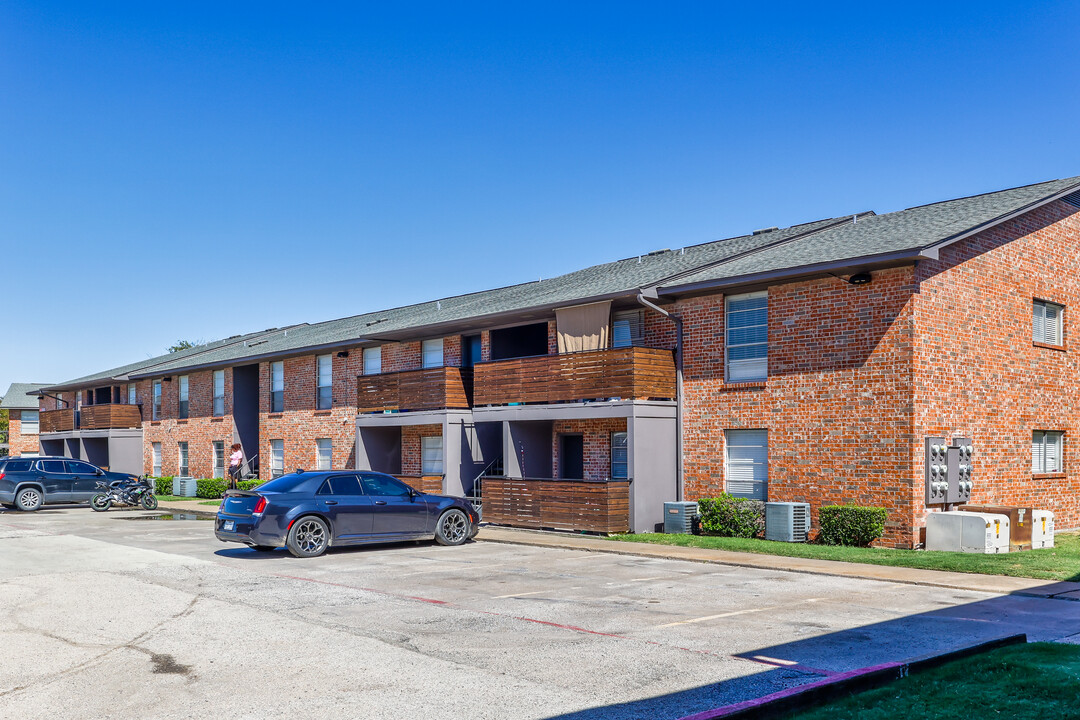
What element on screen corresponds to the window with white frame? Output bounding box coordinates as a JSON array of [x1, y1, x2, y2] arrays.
[[152, 380, 162, 420], [315, 438, 332, 470], [127, 384, 136, 405], [726, 292, 768, 382], [421, 435, 444, 474], [178, 375, 189, 419], [421, 339, 443, 369], [363, 346, 382, 375], [152, 442, 162, 476], [212, 441, 225, 479], [1033, 300, 1064, 346], [20, 410, 39, 435], [1032, 431, 1064, 474], [610, 431, 628, 479], [178, 441, 189, 477], [725, 429, 768, 500], [270, 361, 284, 412], [612, 310, 644, 348], [316, 355, 332, 409], [213, 370, 225, 416], [270, 439, 284, 477]]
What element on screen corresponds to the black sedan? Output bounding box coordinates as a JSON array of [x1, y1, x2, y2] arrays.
[[215, 470, 480, 557]]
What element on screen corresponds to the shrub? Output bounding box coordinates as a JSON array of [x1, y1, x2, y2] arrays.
[[237, 480, 262, 491], [696, 494, 765, 538], [152, 476, 174, 496], [195, 478, 230, 499], [818, 505, 887, 546]]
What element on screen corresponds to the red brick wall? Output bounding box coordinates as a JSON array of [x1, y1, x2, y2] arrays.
[[551, 418, 627, 481], [401, 424, 442, 475], [912, 199, 1080, 532], [143, 369, 235, 477], [8, 411, 40, 455]]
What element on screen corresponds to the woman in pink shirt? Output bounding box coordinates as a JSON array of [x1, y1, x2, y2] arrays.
[[228, 443, 244, 489]]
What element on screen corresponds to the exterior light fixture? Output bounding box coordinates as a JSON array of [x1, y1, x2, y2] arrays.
[[848, 272, 872, 285]]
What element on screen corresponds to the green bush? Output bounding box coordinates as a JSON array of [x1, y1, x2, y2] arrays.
[[237, 480, 262, 491], [818, 505, 887, 546], [151, 476, 174, 496], [195, 478, 230, 499], [696, 494, 765, 538]]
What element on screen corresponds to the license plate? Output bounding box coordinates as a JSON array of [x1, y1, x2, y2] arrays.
[[223, 521, 235, 531]]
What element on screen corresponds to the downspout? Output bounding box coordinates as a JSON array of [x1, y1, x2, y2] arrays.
[[636, 293, 684, 502]]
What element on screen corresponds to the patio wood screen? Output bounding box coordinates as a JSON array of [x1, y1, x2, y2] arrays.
[[556, 301, 611, 353]]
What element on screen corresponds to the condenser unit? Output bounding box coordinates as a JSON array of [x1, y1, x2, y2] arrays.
[[765, 502, 810, 542], [1032, 510, 1055, 549], [925, 511, 1010, 554], [172, 476, 197, 498], [663, 502, 698, 534]]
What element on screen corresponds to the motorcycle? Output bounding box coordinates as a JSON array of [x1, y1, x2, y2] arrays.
[[91, 477, 158, 511]]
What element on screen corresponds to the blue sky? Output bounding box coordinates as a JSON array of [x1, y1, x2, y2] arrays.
[[3, 1, 1079, 389]]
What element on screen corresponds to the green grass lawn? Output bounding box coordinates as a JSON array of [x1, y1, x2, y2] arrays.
[[788, 642, 1080, 720], [198, 500, 222, 506], [153, 495, 196, 502], [608, 531, 1080, 581]]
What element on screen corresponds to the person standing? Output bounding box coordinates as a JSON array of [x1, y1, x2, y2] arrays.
[[228, 443, 244, 489]]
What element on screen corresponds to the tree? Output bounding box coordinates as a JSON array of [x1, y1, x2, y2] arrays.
[[167, 340, 201, 353]]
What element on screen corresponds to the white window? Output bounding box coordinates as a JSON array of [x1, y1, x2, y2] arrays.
[[317, 354, 333, 409], [422, 339, 444, 369], [1033, 300, 1064, 346], [213, 371, 225, 416], [726, 292, 768, 382], [1032, 431, 1064, 474], [610, 431, 628, 479], [270, 362, 284, 412], [178, 375, 189, 419], [270, 439, 284, 478], [315, 438, 332, 470], [363, 346, 382, 375], [178, 442, 189, 477], [212, 441, 225, 479], [612, 310, 643, 349], [152, 442, 162, 476], [127, 384, 136, 405], [725, 429, 768, 500], [21, 410, 39, 435], [421, 435, 444, 474], [152, 380, 162, 420]]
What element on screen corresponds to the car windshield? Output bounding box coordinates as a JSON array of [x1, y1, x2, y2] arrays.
[[251, 475, 308, 493]]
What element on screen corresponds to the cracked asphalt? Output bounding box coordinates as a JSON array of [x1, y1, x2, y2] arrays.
[[4, 507, 1080, 720]]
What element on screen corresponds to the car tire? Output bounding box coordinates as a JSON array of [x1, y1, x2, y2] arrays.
[[286, 516, 330, 558], [250, 545, 276, 552], [434, 509, 470, 546], [141, 495, 159, 510], [15, 487, 43, 512], [91, 494, 112, 512]]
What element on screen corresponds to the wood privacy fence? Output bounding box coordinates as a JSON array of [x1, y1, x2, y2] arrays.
[[480, 477, 631, 534], [395, 475, 445, 494]]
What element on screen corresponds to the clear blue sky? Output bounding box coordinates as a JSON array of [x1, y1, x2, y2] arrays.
[[3, 1, 1079, 389]]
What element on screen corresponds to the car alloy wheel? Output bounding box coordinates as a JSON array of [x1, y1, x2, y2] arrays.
[[287, 517, 329, 558], [16, 488, 43, 512], [435, 509, 469, 546]]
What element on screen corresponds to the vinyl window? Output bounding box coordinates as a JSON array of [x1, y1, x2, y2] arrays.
[[1032, 431, 1064, 474], [316, 355, 333, 409], [610, 431, 628, 479], [270, 362, 284, 412], [213, 370, 225, 416], [315, 438, 332, 470], [421, 339, 443, 369], [363, 346, 382, 375], [178, 442, 189, 477], [127, 384, 136, 405], [726, 292, 768, 382], [212, 441, 225, 479], [20, 410, 39, 435], [725, 429, 768, 500], [270, 439, 284, 478], [152, 442, 162, 476], [421, 436, 444, 474], [1033, 300, 1064, 346], [612, 310, 643, 348], [178, 375, 189, 419], [152, 381, 162, 420]]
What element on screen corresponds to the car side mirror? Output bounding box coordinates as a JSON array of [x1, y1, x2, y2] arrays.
[[95, 470, 104, 476]]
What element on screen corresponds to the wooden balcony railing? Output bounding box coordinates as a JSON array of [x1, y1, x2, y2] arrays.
[[473, 347, 676, 406], [80, 404, 143, 430], [395, 475, 445, 494], [358, 367, 473, 413], [480, 477, 630, 533], [40, 408, 75, 433]]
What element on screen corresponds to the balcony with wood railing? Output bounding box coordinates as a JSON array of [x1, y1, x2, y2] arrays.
[[40, 408, 75, 433], [357, 367, 473, 413], [472, 346, 676, 406], [40, 405, 142, 433]]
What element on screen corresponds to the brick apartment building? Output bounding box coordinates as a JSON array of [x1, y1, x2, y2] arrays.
[[2, 382, 50, 457], [31, 175, 1080, 546]]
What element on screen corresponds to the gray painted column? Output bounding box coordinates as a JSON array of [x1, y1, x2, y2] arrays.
[[628, 411, 678, 533]]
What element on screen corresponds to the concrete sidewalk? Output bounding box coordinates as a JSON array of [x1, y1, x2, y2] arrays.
[[153, 498, 1080, 598]]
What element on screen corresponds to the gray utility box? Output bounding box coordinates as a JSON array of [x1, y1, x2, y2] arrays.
[[765, 502, 810, 542], [172, 476, 197, 498], [664, 502, 699, 534]]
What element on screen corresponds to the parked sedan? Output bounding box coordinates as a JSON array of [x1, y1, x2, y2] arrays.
[[0, 456, 141, 511], [215, 470, 481, 557]]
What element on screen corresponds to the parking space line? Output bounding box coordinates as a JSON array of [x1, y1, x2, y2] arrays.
[[493, 590, 548, 599], [658, 597, 826, 628]]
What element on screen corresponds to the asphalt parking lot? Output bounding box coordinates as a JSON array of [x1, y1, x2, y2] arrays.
[[4, 507, 1080, 720]]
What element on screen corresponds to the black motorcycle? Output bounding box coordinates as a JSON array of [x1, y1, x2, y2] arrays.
[[91, 477, 158, 511]]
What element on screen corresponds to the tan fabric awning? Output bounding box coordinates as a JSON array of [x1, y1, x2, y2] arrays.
[[556, 301, 611, 353]]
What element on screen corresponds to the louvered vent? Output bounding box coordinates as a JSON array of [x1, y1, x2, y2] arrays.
[[1062, 191, 1080, 209]]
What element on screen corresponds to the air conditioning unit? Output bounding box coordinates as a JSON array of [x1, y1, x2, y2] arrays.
[[172, 476, 197, 497], [765, 502, 810, 542], [1032, 510, 1055, 549], [925, 511, 1009, 553], [664, 502, 698, 534]]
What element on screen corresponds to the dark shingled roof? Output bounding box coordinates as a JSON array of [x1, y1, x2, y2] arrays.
[[1, 382, 53, 409]]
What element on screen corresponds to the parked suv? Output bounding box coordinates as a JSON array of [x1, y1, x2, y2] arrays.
[[0, 456, 141, 511]]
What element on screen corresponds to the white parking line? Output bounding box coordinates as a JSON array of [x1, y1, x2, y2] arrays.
[[493, 590, 549, 599], [658, 598, 825, 628]]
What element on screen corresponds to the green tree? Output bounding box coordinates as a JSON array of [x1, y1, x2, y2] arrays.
[[167, 340, 201, 353]]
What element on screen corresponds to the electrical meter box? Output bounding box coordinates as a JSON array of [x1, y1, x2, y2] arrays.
[[924, 437, 948, 505], [925, 511, 1010, 554], [960, 505, 1034, 549], [1032, 510, 1055, 549], [948, 437, 974, 504]]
